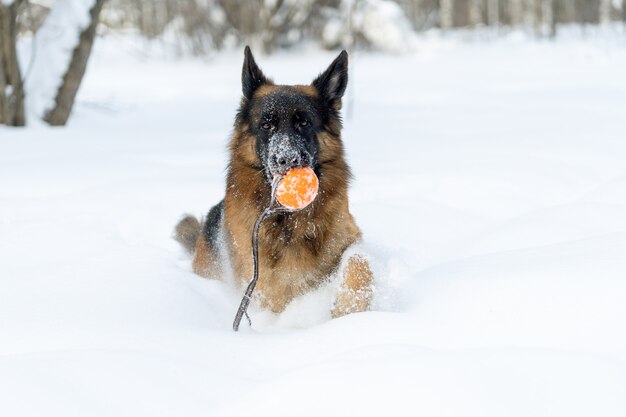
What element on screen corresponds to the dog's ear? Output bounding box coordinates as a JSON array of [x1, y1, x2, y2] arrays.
[[312, 50, 348, 108], [242, 46, 269, 99]]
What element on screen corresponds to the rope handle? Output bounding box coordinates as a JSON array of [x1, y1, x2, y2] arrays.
[[233, 175, 284, 331]]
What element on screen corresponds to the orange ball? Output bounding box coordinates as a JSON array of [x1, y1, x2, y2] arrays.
[[275, 167, 319, 210]]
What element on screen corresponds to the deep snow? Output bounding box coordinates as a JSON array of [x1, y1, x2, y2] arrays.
[[2, 32, 626, 416]]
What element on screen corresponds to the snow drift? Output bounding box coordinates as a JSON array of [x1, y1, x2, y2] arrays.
[[2, 33, 626, 416]]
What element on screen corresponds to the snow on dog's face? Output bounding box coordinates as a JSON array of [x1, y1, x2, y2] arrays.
[[235, 46, 348, 183], [251, 87, 319, 180]]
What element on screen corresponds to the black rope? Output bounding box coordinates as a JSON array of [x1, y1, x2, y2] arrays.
[[233, 175, 284, 331]]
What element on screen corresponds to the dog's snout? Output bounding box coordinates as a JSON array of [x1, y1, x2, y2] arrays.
[[267, 134, 312, 179], [271, 146, 304, 175], [275, 151, 301, 170]]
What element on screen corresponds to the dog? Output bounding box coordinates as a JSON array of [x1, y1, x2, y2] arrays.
[[174, 46, 372, 319]]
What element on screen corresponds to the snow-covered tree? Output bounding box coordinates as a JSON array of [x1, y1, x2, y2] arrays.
[[321, 0, 416, 53], [1, 0, 104, 127], [26, 0, 105, 125]]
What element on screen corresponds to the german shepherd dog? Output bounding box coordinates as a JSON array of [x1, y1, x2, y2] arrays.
[[175, 47, 372, 319]]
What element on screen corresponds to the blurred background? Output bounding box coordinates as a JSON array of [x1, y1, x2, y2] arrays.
[[1, 0, 626, 127]]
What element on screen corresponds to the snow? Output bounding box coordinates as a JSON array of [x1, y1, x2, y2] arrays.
[[23, 0, 96, 121], [354, 0, 417, 52], [322, 0, 416, 52], [2, 33, 626, 416]]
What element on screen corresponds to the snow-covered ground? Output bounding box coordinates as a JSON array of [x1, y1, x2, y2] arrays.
[[2, 33, 626, 416]]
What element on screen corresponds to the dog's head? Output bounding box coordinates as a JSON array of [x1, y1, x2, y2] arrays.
[[235, 46, 348, 182]]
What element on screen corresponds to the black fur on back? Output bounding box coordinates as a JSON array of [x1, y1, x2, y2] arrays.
[[203, 200, 224, 249], [174, 200, 224, 255]]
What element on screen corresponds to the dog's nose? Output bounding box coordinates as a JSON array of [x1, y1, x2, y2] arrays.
[[273, 150, 301, 172]]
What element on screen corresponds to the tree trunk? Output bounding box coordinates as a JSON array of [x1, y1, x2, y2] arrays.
[[440, 0, 453, 29], [523, 0, 536, 28], [510, 0, 523, 26], [562, 0, 576, 23], [469, 0, 483, 26], [487, 0, 499, 27], [579, 0, 600, 24], [44, 0, 105, 126], [599, 0, 612, 25], [0, 1, 25, 126], [542, 0, 556, 37]]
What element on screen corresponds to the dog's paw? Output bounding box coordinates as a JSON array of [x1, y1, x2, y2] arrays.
[[331, 255, 373, 318]]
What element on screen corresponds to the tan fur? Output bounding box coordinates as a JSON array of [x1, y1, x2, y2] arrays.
[[294, 85, 319, 97], [254, 84, 278, 98], [331, 255, 373, 318], [255, 84, 318, 99], [192, 235, 221, 278]]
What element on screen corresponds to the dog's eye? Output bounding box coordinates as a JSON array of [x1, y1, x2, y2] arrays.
[[299, 120, 310, 127], [261, 122, 273, 131]]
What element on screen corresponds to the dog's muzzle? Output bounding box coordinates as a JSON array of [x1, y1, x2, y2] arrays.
[[267, 134, 312, 178]]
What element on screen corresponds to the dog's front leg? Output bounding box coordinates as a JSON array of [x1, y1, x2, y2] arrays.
[[331, 255, 373, 318]]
